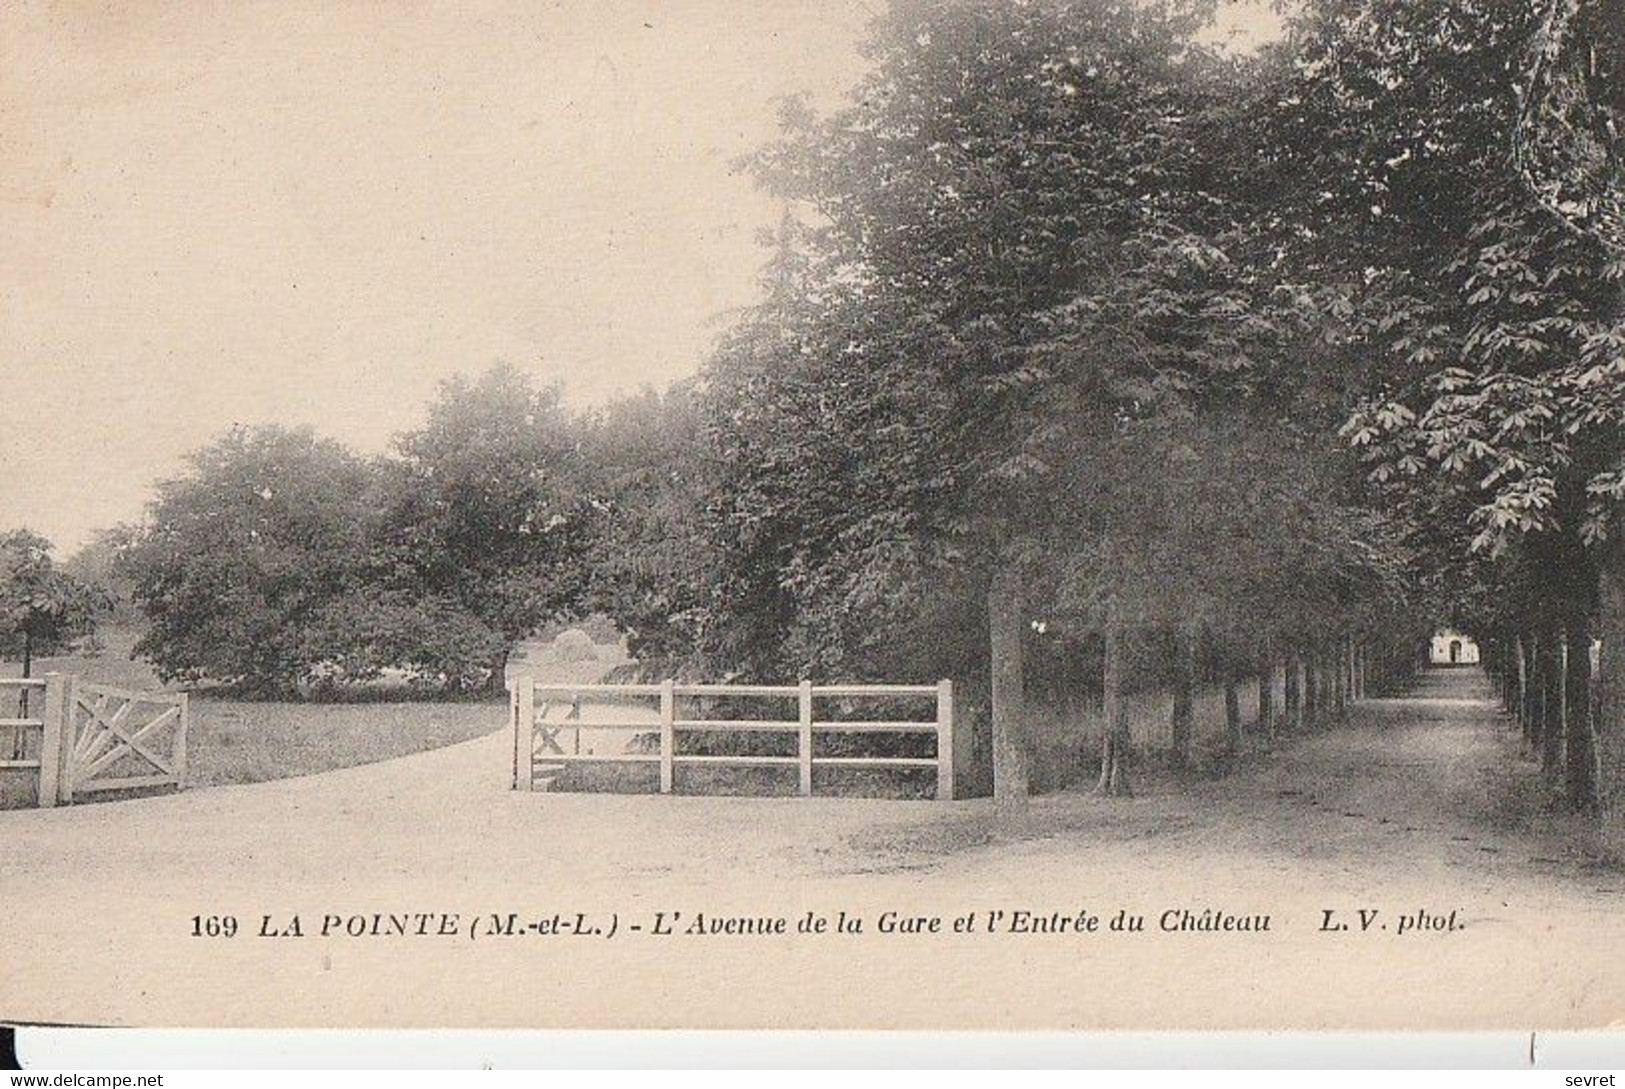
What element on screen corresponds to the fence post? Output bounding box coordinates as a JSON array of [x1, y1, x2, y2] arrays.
[[57, 674, 78, 804], [660, 679, 675, 794], [798, 680, 813, 797], [936, 679, 954, 801], [513, 677, 534, 792], [37, 673, 65, 809]]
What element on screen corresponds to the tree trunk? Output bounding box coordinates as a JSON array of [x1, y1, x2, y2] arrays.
[[1509, 637, 1522, 712], [1501, 637, 1514, 708], [1332, 642, 1343, 708], [1539, 629, 1565, 789], [1257, 663, 1274, 744], [1496, 637, 1512, 710], [1096, 603, 1132, 797], [483, 645, 512, 697], [1316, 651, 1327, 717], [1333, 640, 1348, 718], [1303, 649, 1319, 729], [989, 565, 1029, 818], [1516, 633, 1531, 739], [1510, 640, 1521, 708], [1566, 614, 1599, 812], [1224, 673, 1242, 752], [1595, 535, 1625, 855], [1170, 624, 1195, 772], [1534, 631, 1552, 758], [1284, 653, 1302, 734]]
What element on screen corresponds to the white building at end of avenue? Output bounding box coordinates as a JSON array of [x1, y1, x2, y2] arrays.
[[1429, 629, 1480, 666]]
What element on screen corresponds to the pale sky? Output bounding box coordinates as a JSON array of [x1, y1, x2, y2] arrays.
[[1, 0, 1281, 556], [1, 0, 874, 553]]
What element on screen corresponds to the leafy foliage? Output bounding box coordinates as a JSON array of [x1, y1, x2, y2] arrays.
[[1289, 0, 1624, 560], [576, 383, 713, 668], [688, 0, 1417, 694], [121, 426, 380, 693], [379, 365, 595, 690], [122, 368, 599, 694], [0, 529, 111, 668]]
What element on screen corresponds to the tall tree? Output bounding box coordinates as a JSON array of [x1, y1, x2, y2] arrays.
[[0, 529, 109, 676], [0, 529, 108, 758], [382, 365, 595, 693], [579, 383, 713, 668], [1513, 0, 1625, 834], [122, 426, 377, 694]]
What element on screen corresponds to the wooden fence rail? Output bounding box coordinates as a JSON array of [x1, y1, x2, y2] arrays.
[[510, 678, 966, 800], [1, 678, 50, 802]]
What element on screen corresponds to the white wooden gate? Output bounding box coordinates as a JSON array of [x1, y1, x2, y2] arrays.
[[60, 679, 189, 801]]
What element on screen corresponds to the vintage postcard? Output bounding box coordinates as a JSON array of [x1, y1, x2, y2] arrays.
[[2, 0, 1624, 1032]]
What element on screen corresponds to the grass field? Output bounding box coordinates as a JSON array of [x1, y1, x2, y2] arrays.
[[0, 624, 626, 795], [182, 699, 509, 787]]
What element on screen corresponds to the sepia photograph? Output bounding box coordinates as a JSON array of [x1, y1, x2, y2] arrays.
[[2, 0, 1625, 1037]]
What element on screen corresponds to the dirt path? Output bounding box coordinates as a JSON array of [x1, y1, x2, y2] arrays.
[[1, 667, 1621, 1030], [1154, 668, 1610, 891], [837, 668, 1615, 894], [1191, 668, 1612, 890]]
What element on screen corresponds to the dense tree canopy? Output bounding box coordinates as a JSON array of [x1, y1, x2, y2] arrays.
[[121, 426, 380, 693], [375, 365, 594, 691], [577, 383, 713, 668], [686, 0, 1421, 802]]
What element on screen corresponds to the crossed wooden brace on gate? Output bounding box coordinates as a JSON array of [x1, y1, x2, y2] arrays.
[[74, 694, 179, 781], [532, 698, 582, 756]]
